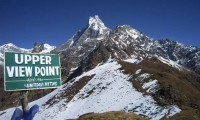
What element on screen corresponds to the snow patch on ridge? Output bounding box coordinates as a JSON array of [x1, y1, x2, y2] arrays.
[[158, 57, 182, 70], [135, 69, 142, 74], [123, 57, 142, 64], [142, 80, 158, 93], [135, 73, 152, 81]]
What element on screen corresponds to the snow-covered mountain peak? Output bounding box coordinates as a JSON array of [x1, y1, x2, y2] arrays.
[[2, 43, 16, 47], [113, 25, 144, 40], [39, 43, 56, 53], [43, 43, 55, 50], [88, 15, 108, 31], [54, 16, 110, 51], [0, 43, 30, 52], [0, 43, 31, 65]]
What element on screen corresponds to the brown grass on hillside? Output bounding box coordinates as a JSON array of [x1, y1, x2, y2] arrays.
[[77, 111, 149, 120]]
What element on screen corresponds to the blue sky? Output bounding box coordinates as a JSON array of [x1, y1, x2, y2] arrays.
[[0, 0, 200, 48]]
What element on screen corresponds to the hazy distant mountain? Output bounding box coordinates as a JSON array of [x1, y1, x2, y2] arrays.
[[0, 43, 31, 65], [1, 16, 200, 120]]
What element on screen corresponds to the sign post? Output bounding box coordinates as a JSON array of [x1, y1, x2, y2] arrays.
[[20, 90, 29, 112], [4, 52, 61, 115]]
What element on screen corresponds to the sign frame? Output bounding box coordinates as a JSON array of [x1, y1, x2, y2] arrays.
[[4, 52, 62, 91]]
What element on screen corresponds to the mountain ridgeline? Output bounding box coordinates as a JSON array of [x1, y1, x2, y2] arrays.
[[53, 15, 200, 81], [0, 15, 200, 120]]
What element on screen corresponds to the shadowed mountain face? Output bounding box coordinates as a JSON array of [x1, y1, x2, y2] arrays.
[[0, 16, 200, 120]]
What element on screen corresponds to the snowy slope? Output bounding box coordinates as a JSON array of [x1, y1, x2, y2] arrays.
[[0, 58, 181, 120]]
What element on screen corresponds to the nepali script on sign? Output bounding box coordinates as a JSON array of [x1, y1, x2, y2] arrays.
[[4, 52, 61, 91]]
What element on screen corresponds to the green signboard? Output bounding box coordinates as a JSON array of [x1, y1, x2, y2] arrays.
[[4, 52, 61, 91]]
